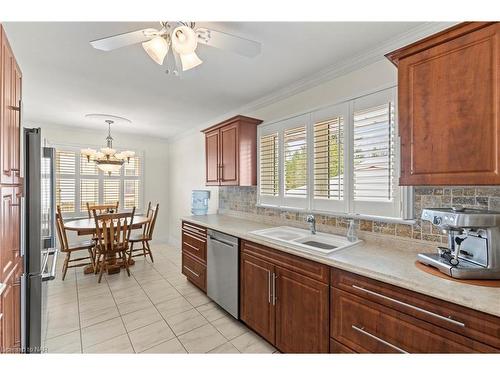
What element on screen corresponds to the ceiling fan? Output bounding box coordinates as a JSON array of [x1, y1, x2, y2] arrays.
[[90, 22, 262, 75]]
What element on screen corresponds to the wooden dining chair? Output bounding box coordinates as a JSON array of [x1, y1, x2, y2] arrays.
[[93, 208, 135, 283], [86, 201, 119, 218], [127, 203, 159, 263], [55, 206, 95, 281]]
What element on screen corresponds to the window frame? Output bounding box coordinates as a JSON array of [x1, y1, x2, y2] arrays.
[[257, 86, 413, 221], [53, 142, 145, 218]]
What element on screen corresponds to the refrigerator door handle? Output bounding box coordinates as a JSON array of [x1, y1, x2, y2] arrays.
[[41, 248, 59, 282]]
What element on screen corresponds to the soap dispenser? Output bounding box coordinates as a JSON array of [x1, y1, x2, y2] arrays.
[[347, 219, 358, 242]]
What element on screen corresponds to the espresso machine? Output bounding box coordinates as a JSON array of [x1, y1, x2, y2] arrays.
[[417, 207, 500, 279]]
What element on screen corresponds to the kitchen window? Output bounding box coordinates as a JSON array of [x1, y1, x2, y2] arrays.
[[257, 87, 412, 220], [55, 145, 143, 217]]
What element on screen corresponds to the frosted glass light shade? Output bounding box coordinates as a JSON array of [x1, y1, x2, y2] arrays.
[[142, 36, 169, 65], [172, 26, 198, 55], [100, 147, 116, 157], [179, 51, 203, 71]]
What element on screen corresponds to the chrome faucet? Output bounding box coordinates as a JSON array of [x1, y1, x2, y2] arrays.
[[306, 215, 316, 234]]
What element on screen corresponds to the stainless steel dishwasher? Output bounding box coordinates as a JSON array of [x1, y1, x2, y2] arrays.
[[207, 229, 239, 318]]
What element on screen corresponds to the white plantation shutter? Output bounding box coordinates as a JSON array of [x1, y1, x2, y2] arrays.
[[103, 179, 120, 205], [352, 88, 400, 217], [259, 133, 279, 197], [353, 103, 394, 201], [56, 150, 76, 213], [80, 179, 99, 211], [257, 87, 406, 219], [284, 126, 307, 197], [124, 180, 140, 209], [55, 146, 143, 217], [314, 118, 344, 200], [56, 179, 76, 213]]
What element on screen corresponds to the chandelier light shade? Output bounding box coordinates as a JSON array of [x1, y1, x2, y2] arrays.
[[142, 36, 169, 65], [179, 51, 203, 71], [81, 115, 135, 176]]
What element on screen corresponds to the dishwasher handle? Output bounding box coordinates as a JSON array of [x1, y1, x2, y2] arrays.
[[209, 236, 237, 248]]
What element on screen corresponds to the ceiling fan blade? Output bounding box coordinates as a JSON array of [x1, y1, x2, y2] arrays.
[[90, 28, 159, 51], [196, 27, 261, 58]]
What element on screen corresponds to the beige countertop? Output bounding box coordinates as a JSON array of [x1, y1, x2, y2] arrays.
[[183, 214, 500, 318]]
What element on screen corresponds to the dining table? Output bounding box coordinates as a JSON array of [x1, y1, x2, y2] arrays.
[[64, 215, 150, 275]]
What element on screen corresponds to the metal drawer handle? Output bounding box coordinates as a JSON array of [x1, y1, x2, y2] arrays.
[[352, 325, 408, 353], [183, 231, 206, 243], [183, 265, 200, 278], [183, 241, 200, 252], [183, 226, 206, 237], [352, 284, 465, 328], [272, 273, 277, 306], [183, 223, 206, 235], [267, 270, 271, 304]]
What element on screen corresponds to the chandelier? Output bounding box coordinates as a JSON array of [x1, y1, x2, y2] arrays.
[[80, 115, 135, 176]]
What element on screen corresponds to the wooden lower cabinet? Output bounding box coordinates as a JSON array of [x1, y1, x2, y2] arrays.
[[240, 253, 275, 344], [275, 266, 329, 353], [1, 265, 21, 353], [240, 240, 329, 353], [182, 252, 207, 293]]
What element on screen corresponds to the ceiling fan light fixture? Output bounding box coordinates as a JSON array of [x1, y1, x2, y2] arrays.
[[142, 36, 169, 65], [172, 26, 198, 55], [179, 51, 203, 71]]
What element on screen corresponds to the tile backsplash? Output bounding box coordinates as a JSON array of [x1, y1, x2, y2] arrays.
[[218, 186, 500, 244]]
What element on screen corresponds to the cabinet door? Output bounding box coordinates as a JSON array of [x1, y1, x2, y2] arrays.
[[274, 266, 329, 353], [1, 187, 14, 281], [240, 253, 275, 344], [398, 23, 500, 185], [1, 32, 13, 185], [219, 123, 239, 185], [205, 129, 220, 186], [1, 282, 14, 353], [11, 61, 21, 184]]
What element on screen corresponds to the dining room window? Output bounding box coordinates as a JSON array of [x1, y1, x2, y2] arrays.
[[55, 146, 143, 217]]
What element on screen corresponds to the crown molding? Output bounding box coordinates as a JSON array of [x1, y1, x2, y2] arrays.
[[168, 22, 456, 144]]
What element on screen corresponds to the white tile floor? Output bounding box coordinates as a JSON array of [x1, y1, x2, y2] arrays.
[[42, 243, 277, 354]]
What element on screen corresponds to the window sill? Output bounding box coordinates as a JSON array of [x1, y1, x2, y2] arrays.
[[255, 203, 416, 225]]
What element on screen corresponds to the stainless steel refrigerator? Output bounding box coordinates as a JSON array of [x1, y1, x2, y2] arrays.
[[21, 128, 57, 353]]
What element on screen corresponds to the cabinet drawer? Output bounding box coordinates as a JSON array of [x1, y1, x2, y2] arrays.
[[182, 221, 207, 237], [330, 338, 356, 353], [182, 252, 207, 292], [242, 240, 329, 283], [182, 230, 207, 263], [331, 287, 497, 353], [331, 268, 500, 349]]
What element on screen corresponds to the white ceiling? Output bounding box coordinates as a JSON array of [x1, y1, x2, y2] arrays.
[[5, 22, 429, 138]]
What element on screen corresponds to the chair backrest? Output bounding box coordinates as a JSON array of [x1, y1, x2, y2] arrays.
[[55, 205, 69, 252], [144, 203, 159, 240], [93, 208, 135, 254], [145, 202, 152, 218], [86, 202, 119, 218]]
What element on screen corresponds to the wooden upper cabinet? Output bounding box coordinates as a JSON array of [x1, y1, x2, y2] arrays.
[[202, 115, 262, 186], [205, 129, 220, 186], [0, 25, 22, 185], [386, 22, 500, 185]]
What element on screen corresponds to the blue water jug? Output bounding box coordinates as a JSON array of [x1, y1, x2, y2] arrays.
[[191, 190, 210, 215]]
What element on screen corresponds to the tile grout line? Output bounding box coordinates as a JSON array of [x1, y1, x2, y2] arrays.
[[74, 268, 84, 354], [129, 263, 191, 353], [104, 271, 136, 353]]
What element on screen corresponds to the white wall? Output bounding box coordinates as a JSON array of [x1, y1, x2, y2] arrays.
[[35, 123, 170, 242], [167, 58, 397, 245], [167, 133, 219, 245]]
